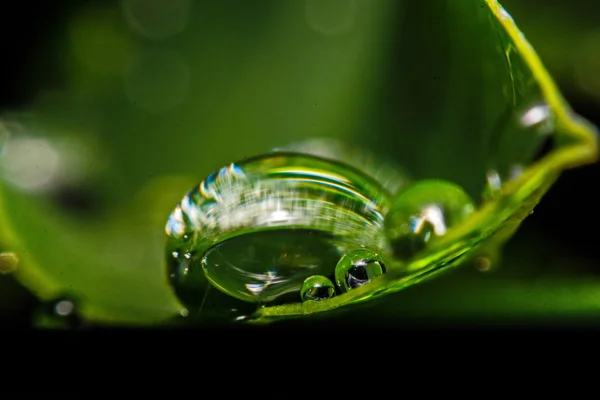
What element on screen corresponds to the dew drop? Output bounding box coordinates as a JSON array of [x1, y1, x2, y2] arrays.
[[384, 179, 475, 260], [33, 296, 84, 330], [165, 152, 390, 313], [300, 275, 335, 301], [485, 100, 556, 198], [473, 246, 502, 273], [201, 229, 342, 303], [474, 256, 493, 272], [335, 249, 386, 292], [0, 252, 19, 275]]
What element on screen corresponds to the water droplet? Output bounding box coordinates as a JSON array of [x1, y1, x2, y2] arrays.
[[485, 100, 556, 197], [33, 296, 84, 330], [474, 256, 492, 272], [201, 229, 344, 303], [335, 249, 386, 292], [55, 299, 75, 316], [384, 179, 475, 260], [473, 246, 502, 273], [300, 275, 336, 301], [165, 152, 390, 313], [0, 252, 18, 274], [519, 104, 552, 130]]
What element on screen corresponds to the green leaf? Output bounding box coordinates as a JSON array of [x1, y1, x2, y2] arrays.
[[0, 0, 596, 326]]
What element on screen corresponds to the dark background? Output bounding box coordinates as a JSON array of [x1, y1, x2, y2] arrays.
[[1, 0, 599, 329]]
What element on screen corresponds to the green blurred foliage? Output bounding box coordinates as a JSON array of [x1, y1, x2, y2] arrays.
[[503, 0, 600, 107], [0, 0, 598, 328]]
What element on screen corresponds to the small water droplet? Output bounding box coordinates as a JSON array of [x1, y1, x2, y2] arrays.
[[474, 256, 492, 272], [485, 100, 556, 196], [473, 246, 502, 273], [384, 179, 475, 260], [335, 249, 386, 292], [34, 296, 84, 330], [0, 252, 18, 274], [165, 152, 391, 314], [300, 275, 336, 301]]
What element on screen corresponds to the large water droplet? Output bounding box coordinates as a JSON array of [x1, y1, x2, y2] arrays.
[[300, 275, 336, 301], [384, 179, 475, 260], [201, 229, 343, 302], [335, 249, 386, 292], [165, 152, 391, 313]]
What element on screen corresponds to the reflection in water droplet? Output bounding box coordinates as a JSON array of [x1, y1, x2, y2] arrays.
[[165, 152, 390, 313], [122, 0, 192, 39], [384, 179, 475, 260], [0, 252, 18, 274], [201, 229, 343, 302], [123, 48, 190, 114], [275, 137, 410, 195], [305, 0, 357, 36], [335, 249, 385, 292], [300, 275, 335, 301]]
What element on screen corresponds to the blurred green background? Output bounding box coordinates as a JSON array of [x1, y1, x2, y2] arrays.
[[0, 0, 599, 329]]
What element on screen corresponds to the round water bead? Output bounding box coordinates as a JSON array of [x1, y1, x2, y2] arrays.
[[384, 179, 475, 260], [300, 275, 336, 301], [33, 295, 84, 330], [335, 249, 386, 292], [165, 152, 391, 307]]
